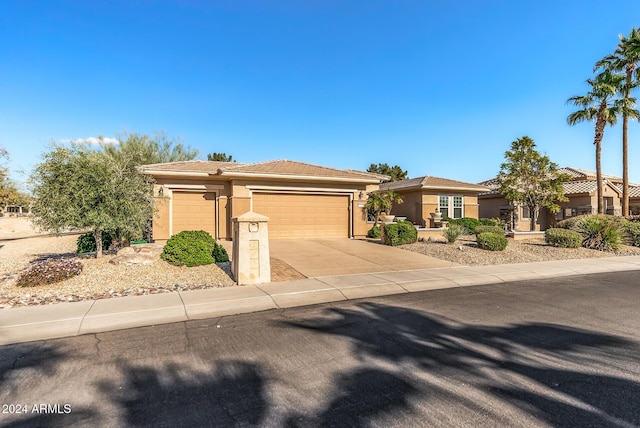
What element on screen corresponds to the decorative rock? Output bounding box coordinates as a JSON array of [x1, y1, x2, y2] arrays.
[[109, 253, 155, 266], [116, 247, 136, 256]]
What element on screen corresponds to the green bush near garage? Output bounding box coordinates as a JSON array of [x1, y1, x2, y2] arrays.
[[161, 230, 225, 266], [476, 232, 508, 251], [544, 228, 582, 248], [474, 225, 505, 236], [383, 221, 418, 246], [367, 225, 381, 239]]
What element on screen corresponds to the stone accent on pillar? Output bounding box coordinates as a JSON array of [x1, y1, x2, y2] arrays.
[[232, 211, 271, 285]]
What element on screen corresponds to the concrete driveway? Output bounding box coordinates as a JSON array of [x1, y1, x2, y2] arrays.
[[269, 239, 458, 278]]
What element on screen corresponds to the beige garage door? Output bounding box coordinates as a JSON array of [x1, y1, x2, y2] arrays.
[[172, 192, 216, 237], [252, 193, 349, 239]]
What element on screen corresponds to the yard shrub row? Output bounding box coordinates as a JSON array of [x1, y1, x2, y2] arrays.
[[161, 230, 229, 267], [383, 221, 417, 246], [474, 225, 505, 236], [476, 232, 508, 251], [544, 228, 582, 248], [558, 214, 625, 252], [76, 231, 113, 254], [367, 225, 381, 239]]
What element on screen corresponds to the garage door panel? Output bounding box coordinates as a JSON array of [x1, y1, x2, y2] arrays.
[[172, 192, 216, 237], [253, 193, 348, 239]]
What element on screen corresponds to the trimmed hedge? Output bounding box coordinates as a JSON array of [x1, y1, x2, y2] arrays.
[[76, 231, 113, 254], [479, 218, 501, 227], [476, 232, 508, 251], [443, 217, 479, 234], [213, 242, 229, 262], [367, 225, 381, 239], [383, 221, 418, 246], [474, 225, 505, 236], [161, 230, 217, 267], [545, 228, 582, 248]]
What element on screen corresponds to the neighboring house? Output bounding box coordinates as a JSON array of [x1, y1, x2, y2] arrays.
[[1, 205, 30, 216], [379, 176, 490, 227], [141, 160, 388, 242], [478, 167, 640, 231]]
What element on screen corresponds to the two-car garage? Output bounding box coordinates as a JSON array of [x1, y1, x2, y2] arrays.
[[171, 191, 350, 240], [252, 193, 350, 239]]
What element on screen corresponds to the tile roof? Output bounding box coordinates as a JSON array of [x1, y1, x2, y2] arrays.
[[141, 160, 243, 173], [381, 176, 489, 192], [615, 183, 640, 197], [142, 159, 386, 182]]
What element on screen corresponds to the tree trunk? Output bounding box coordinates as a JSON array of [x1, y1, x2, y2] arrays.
[[94, 230, 103, 259], [595, 104, 606, 215], [622, 65, 633, 217]]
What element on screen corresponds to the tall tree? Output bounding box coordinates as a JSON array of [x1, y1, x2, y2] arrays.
[[101, 132, 199, 166], [207, 152, 236, 162], [497, 137, 569, 231], [0, 147, 13, 207], [595, 28, 640, 216], [567, 71, 625, 214], [367, 163, 408, 182], [29, 144, 155, 258]]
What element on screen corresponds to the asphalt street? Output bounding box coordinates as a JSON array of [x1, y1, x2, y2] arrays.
[[1, 271, 639, 427]]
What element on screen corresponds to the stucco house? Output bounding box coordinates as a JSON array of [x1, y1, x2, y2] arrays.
[[478, 167, 640, 231], [379, 176, 490, 227], [140, 160, 388, 242]]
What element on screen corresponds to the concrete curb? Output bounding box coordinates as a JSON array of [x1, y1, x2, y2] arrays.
[[1, 255, 640, 346]]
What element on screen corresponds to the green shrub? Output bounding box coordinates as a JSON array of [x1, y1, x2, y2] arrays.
[[625, 222, 640, 247], [474, 225, 505, 236], [161, 230, 217, 267], [443, 217, 479, 234], [545, 228, 582, 248], [76, 231, 113, 254], [575, 215, 623, 252], [442, 223, 466, 243], [17, 258, 83, 287], [383, 221, 417, 246], [476, 232, 508, 251], [213, 242, 229, 262], [479, 218, 501, 227], [367, 226, 381, 239]]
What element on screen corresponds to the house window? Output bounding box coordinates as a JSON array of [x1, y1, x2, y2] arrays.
[[521, 206, 530, 219], [439, 195, 464, 219]]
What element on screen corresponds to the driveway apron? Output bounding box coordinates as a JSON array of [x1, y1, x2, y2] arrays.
[[269, 239, 459, 278]]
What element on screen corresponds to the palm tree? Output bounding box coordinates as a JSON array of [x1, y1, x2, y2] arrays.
[[567, 71, 625, 214], [595, 28, 640, 216]]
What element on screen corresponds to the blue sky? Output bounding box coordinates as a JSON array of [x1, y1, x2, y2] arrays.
[[2, 1, 640, 190]]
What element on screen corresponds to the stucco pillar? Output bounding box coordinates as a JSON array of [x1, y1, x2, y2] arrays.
[[232, 211, 271, 285]]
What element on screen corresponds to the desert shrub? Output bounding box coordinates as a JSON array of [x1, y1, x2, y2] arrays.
[[476, 232, 508, 251], [161, 230, 217, 267], [626, 215, 640, 223], [442, 223, 466, 243], [367, 226, 381, 239], [474, 225, 505, 236], [545, 228, 582, 248], [625, 222, 640, 247], [443, 217, 479, 234], [479, 218, 501, 227], [213, 242, 229, 262], [575, 215, 623, 252], [17, 258, 83, 287], [383, 221, 417, 246], [76, 231, 113, 254]]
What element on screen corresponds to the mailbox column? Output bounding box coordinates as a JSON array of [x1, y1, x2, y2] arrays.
[[232, 211, 271, 285]]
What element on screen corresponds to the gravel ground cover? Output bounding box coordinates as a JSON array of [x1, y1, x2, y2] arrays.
[[402, 235, 640, 265], [0, 234, 235, 307]]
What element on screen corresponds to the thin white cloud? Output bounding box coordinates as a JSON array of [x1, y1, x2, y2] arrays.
[[72, 137, 119, 145], [60, 137, 119, 145]]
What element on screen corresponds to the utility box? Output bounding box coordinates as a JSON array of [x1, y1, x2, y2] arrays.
[[232, 211, 271, 285]]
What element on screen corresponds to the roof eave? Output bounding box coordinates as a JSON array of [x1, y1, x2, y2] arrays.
[[217, 171, 383, 183]]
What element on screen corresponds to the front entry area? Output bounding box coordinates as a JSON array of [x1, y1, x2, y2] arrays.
[[252, 193, 349, 239]]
